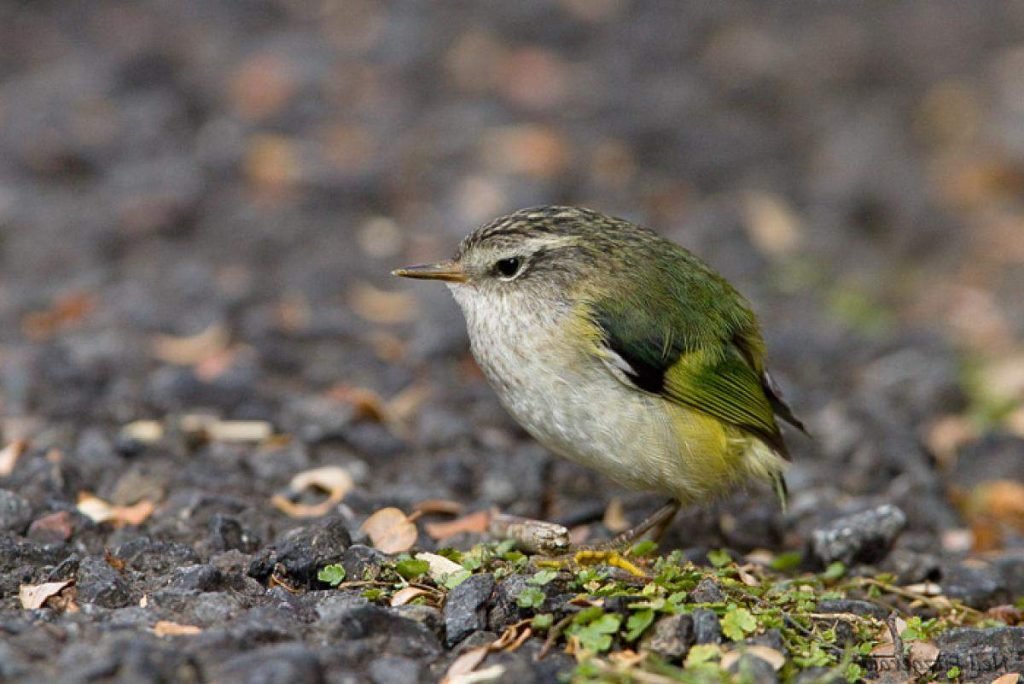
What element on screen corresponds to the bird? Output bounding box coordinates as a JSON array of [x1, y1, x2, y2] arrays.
[[393, 205, 805, 548]]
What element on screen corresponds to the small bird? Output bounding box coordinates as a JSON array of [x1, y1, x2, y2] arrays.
[[394, 206, 804, 544]]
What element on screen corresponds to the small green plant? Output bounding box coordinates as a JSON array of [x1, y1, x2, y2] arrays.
[[317, 563, 346, 586], [516, 586, 546, 609]]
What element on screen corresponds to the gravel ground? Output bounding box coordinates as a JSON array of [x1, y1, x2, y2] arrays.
[[1, 2, 1023, 682]]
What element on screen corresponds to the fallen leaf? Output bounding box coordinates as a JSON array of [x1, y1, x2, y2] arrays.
[[390, 586, 432, 607], [120, 421, 164, 444], [361, 507, 417, 553], [993, 674, 1021, 684], [923, 414, 977, 469], [22, 292, 96, 340], [206, 420, 274, 443], [76, 492, 155, 527], [348, 283, 417, 324], [0, 439, 27, 476], [425, 510, 491, 540], [742, 191, 803, 257], [986, 604, 1023, 625], [152, 621, 202, 637], [441, 646, 491, 684], [271, 466, 354, 519], [327, 385, 388, 423], [19, 581, 72, 610], [602, 497, 630, 534], [151, 323, 230, 365], [737, 566, 760, 587], [413, 499, 466, 516], [414, 552, 466, 582], [27, 511, 74, 543]]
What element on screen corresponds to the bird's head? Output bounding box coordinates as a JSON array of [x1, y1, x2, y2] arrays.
[[392, 206, 650, 312]]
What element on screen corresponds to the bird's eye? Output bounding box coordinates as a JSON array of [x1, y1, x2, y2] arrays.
[[494, 257, 523, 279]]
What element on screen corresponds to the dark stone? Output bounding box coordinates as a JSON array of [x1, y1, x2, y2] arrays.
[[0, 489, 34, 534], [745, 629, 785, 653], [213, 643, 324, 684], [368, 655, 422, 684], [394, 604, 445, 640], [991, 550, 1024, 598], [115, 537, 201, 573], [27, 510, 77, 544], [169, 564, 225, 592], [932, 627, 1024, 681], [323, 603, 441, 659], [880, 549, 942, 584], [938, 561, 1009, 609], [341, 544, 387, 582], [487, 574, 530, 631], [443, 573, 495, 647], [690, 577, 725, 604], [816, 599, 888, 620], [726, 652, 778, 683], [248, 515, 352, 587], [952, 434, 1024, 487], [77, 555, 133, 608], [692, 608, 722, 645], [209, 514, 259, 553], [810, 504, 907, 566], [640, 614, 695, 660]]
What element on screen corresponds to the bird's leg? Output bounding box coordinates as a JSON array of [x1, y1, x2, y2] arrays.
[[569, 499, 682, 577], [604, 498, 681, 549]]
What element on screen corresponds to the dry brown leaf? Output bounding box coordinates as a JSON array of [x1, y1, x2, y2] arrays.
[[19, 580, 72, 610], [742, 191, 803, 257], [361, 507, 418, 553], [413, 499, 466, 516], [425, 510, 491, 541], [271, 466, 354, 519], [76, 492, 155, 527], [923, 414, 977, 469], [993, 674, 1021, 684], [390, 586, 432, 607], [441, 646, 491, 684], [0, 439, 27, 477], [602, 497, 630, 534], [387, 384, 432, 423], [737, 566, 760, 587], [151, 323, 230, 365], [349, 283, 417, 324], [22, 292, 96, 340], [327, 385, 389, 423], [152, 620, 202, 637]]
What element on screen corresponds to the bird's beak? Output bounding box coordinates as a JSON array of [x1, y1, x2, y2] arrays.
[[391, 261, 468, 283]]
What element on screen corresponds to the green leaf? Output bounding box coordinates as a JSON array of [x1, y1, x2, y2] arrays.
[[721, 606, 757, 641], [625, 609, 655, 641], [531, 613, 554, 631], [317, 563, 346, 587], [845, 663, 866, 683], [821, 561, 846, 581], [946, 665, 961, 680], [442, 569, 472, 590], [707, 549, 732, 568], [769, 551, 803, 572], [394, 558, 430, 580], [684, 644, 721, 666], [362, 588, 384, 601], [516, 586, 546, 609], [528, 569, 558, 586], [569, 613, 621, 652], [629, 540, 658, 558]]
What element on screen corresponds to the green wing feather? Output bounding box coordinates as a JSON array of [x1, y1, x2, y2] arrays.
[[588, 245, 802, 459]]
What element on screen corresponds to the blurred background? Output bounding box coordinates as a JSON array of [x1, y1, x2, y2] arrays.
[[1, 1, 1023, 555]]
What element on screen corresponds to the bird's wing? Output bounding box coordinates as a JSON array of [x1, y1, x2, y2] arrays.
[[587, 270, 802, 459]]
